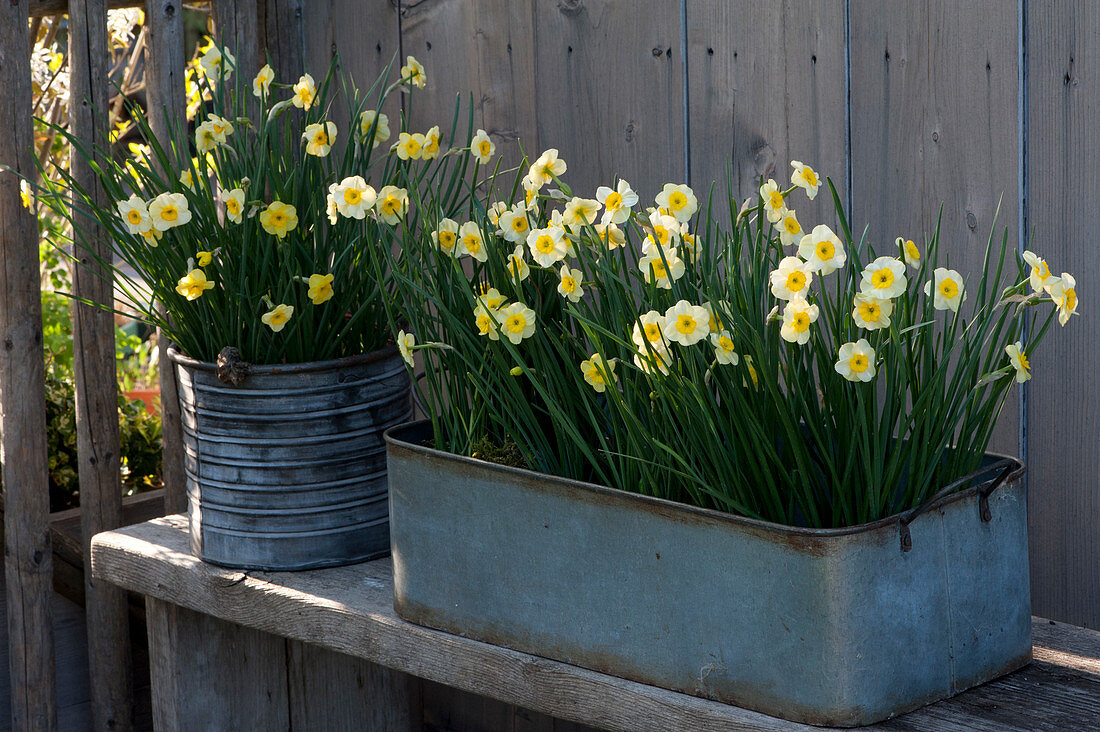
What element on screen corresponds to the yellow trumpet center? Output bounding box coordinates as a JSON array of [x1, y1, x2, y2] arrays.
[[786, 271, 807, 292], [605, 191, 623, 210], [872, 268, 894, 289], [939, 279, 959, 299], [849, 354, 869, 373]]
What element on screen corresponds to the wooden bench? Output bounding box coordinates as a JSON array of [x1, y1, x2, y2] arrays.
[[90, 515, 1100, 731]]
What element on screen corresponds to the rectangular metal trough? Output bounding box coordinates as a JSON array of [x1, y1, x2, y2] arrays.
[[386, 421, 1031, 727]]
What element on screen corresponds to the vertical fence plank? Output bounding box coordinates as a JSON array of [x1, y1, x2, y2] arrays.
[[0, 2, 59, 730], [143, 0, 188, 515], [69, 2, 134, 727], [532, 0, 685, 201], [686, 0, 847, 223], [265, 0, 306, 85], [1025, 0, 1100, 630], [399, 0, 538, 173], [849, 0, 1022, 456], [212, 0, 261, 88]]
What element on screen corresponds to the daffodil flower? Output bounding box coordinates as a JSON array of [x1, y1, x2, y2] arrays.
[[557, 265, 585, 303], [116, 194, 152, 235], [360, 110, 391, 147], [471, 129, 495, 165], [260, 201, 299, 238], [291, 73, 316, 110], [496, 302, 537, 344], [393, 131, 425, 161], [432, 218, 459, 255], [195, 121, 218, 154], [632, 311, 669, 354], [401, 55, 426, 88], [1004, 342, 1031, 383], [852, 293, 893, 330], [486, 201, 509, 227], [580, 354, 616, 393], [780, 298, 819, 345], [1047, 273, 1079, 326], [303, 121, 337, 157], [422, 126, 441, 160], [261, 303, 294, 333], [528, 148, 566, 190], [498, 205, 532, 243], [835, 339, 876, 382], [639, 247, 685, 290], [562, 197, 600, 230], [898, 237, 921, 269], [644, 210, 682, 251], [860, 256, 907, 300], [458, 221, 488, 262], [307, 273, 335, 305], [198, 40, 234, 81], [506, 245, 531, 282], [798, 224, 846, 275], [596, 180, 637, 225], [633, 347, 672, 376], [790, 160, 821, 199], [395, 330, 416, 366], [593, 222, 626, 250], [175, 268, 215, 300], [711, 331, 740, 365], [19, 179, 34, 211], [375, 186, 409, 225], [662, 300, 710, 346], [759, 179, 787, 223], [778, 210, 803, 248], [222, 188, 245, 224], [252, 64, 274, 98], [527, 226, 568, 267], [332, 176, 376, 219], [1021, 250, 1054, 294], [655, 183, 698, 223], [770, 256, 813, 301], [924, 267, 965, 311], [149, 192, 192, 231], [206, 113, 234, 142], [179, 170, 195, 190], [196, 250, 214, 267]]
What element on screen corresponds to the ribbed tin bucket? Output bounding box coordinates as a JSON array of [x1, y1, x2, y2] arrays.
[[387, 420, 1031, 727], [172, 347, 411, 571]]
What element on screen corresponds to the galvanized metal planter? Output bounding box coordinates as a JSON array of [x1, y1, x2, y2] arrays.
[[172, 347, 411, 571], [386, 420, 1031, 727]]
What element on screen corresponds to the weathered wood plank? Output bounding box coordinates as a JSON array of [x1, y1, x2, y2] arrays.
[[532, 0, 685, 202], [686, 0, 848, 224], [29, 0, 142, 17], [142, 0, 188, 516], [92, 516, 1100, 732], [0, 2, 59, 729], [145, 598, 289, 731], [848, 0, 1022, 457], [68, 1, 134, 728], [264, 0, 306, 89], [211, 0, 262, 99], [1024, 0, 1100, 632], [398, 0, 538, 173]]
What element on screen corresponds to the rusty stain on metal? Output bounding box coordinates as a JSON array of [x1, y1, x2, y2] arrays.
[[386, 420, 1032, 727]]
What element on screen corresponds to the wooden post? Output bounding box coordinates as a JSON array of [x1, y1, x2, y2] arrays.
[[0, 1, 59, 730], [143, 0, 187, 515], [68, 1, 134, 728], [212, 0, 262, 91]]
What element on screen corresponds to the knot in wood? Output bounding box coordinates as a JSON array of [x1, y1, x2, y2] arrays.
[[216, 346, 252, 386]]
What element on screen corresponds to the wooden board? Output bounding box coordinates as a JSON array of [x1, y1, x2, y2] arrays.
[[848, 0, 1022, 457], [92, 516, 1100, 731], [1024, 0, 1100, 631], [685, 0, 848, 225]]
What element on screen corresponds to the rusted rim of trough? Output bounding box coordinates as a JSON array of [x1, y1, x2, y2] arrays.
[[168, 345, 402, 375], [385, 419, 1027, 540]]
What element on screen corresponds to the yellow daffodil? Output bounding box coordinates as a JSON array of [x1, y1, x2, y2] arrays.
[[401, 55, 426, 88], [471, 129, 495, 165], [711, 331, 740, 365], [196, 250, 214, 267], [206, 113, 233, 142], [116, 194, 152, 235], [527, 226, 568, 267], [640, 247, 686, 290], [852, 293, 893, 330], [562, 197, 600, 230], [474, 289, 505, 340], [422, 125, 441, 160], [393, 131, 424, 161], [780, 298, 819, 345], [458, 221, 487, 262], [1021, 250, 1054, 294], [759, 178, 788, 223], [702, 301, 730, 332], [655, 183, 698, 223], [835, 339, 876, 382], [662, 300, 710, 347], [528, 148, 566, 190], [558, 265, 584, 303], [797, 224, 846, 275], [432, 218, 459, 255], [644, 209, 682, 251], [496, 302, 536, 344], [1004, 341, 1031, 383], [303, 121, 337, 157], [307, 273, 335, 305], [259, 201, 298, 238], [291, 73, 316, 109], [632, 310, 669, 354], [1047, 273, 1079, 326], [179, 169, 195, 190], [375, 186, 409, 225], [790, 160, 821, 199], [778, 210, 803, 248], [486, 201, 509, 227], [898, 237, 921, 269], [222, 187, 245, 224], [141, 227, 163, 247], [860, 256, 907, 299], [498, 205, 532, 243], [769, 256, 813, 301], [633, 346, 672, 376], [325, 183, 339, 225], [195, 121, 218, 154], [359, 110, 390, 147], [596, 180, 638, 225], [594, 222, 626, 250], [175, 268, 214, 300], [149, 192, 192, 231], [261, 303, 294, 333], [332, 175, 376, 219], [924, 267, 965, 311], [198, 40, 234, 81], [580, 354, 616, 393], [252, 64, 274, 98], [506, 245, 531, 282], [19, 179, 33, 211]]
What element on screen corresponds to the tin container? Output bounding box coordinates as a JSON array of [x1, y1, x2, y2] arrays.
[[386, 420, 1031, 727], [173, 347, 411, 571]]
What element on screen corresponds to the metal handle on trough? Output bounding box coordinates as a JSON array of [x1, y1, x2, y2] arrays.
[[897, 458, 1017, 553]]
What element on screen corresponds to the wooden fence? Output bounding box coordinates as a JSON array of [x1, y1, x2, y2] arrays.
[[0, 0, 1096, 728], [302, 0, 1097, 629]]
